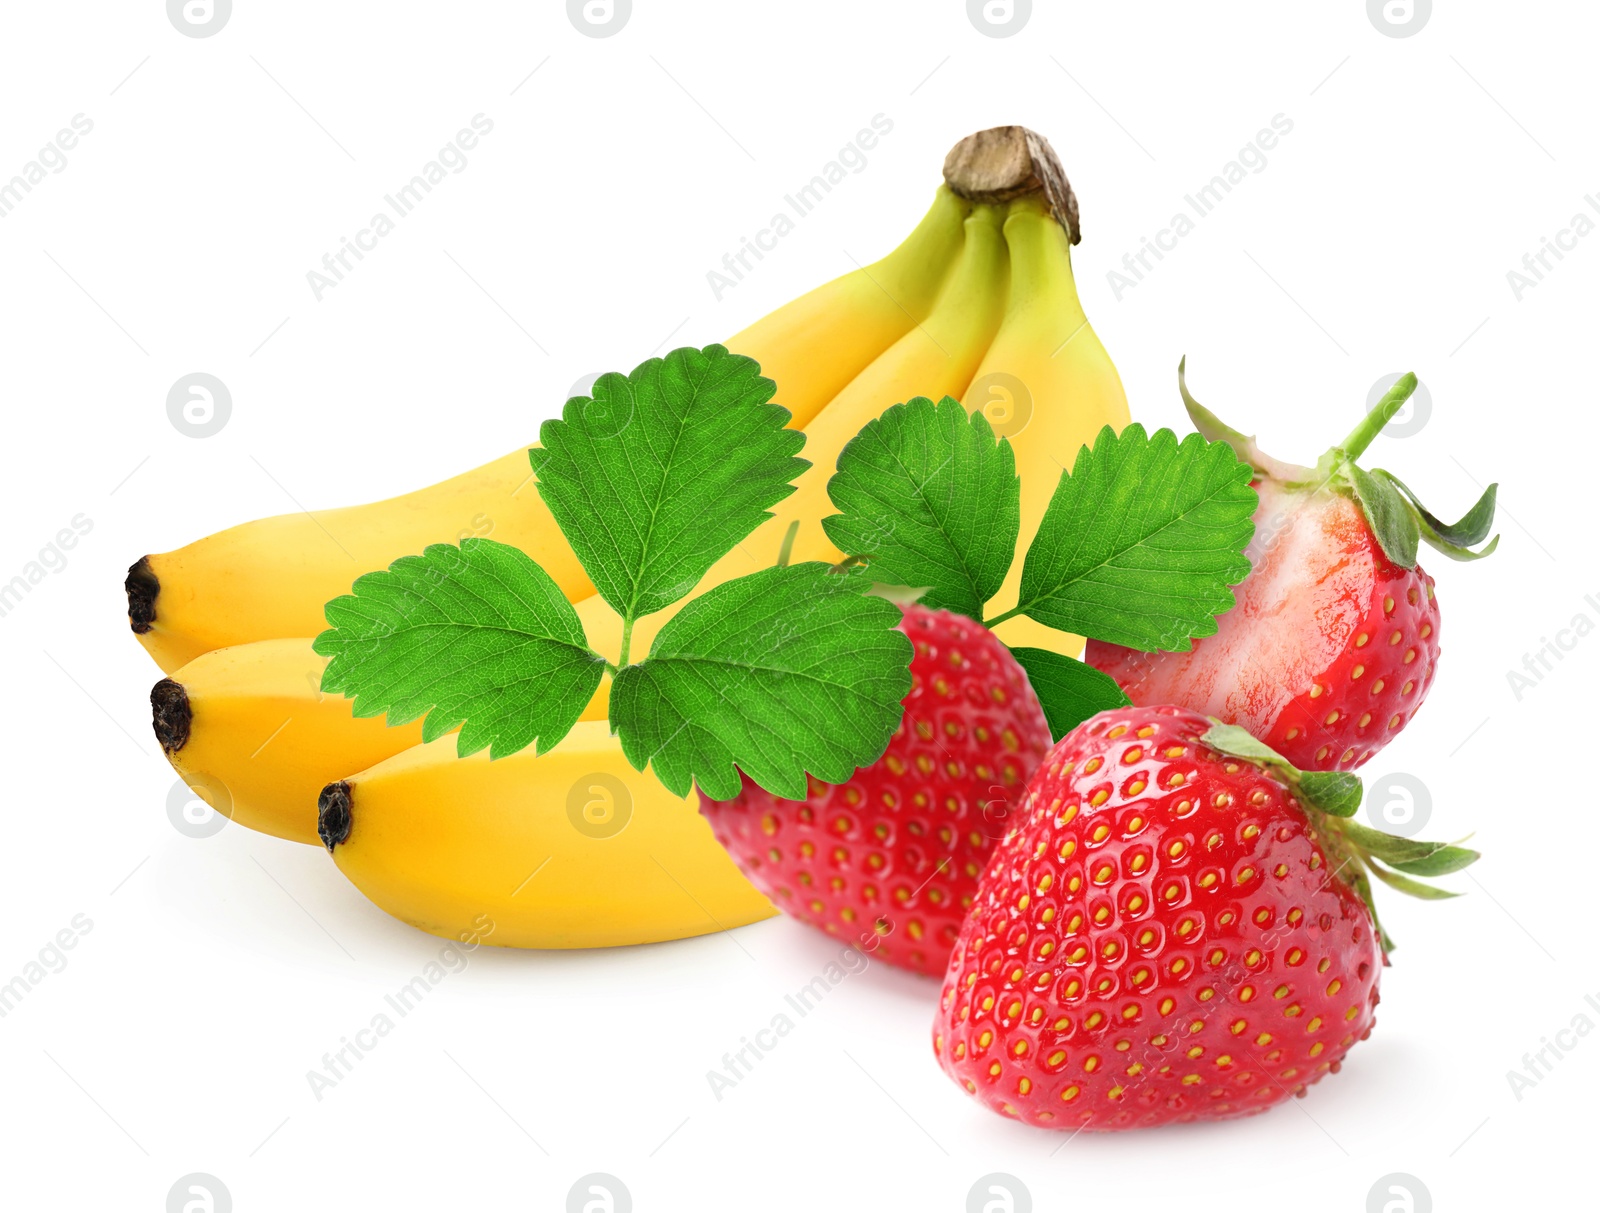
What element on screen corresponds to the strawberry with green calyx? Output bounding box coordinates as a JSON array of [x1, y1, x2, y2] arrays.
[[932, 704, 1477, 1130], [704, 395, 1264, 974], [1087, 364, 1499, 772]]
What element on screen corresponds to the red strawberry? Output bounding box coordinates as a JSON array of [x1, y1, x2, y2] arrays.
[[701, 604, 1051, 976], [1086, 366, 1496, 772], [932, 704, 1475, 1131]]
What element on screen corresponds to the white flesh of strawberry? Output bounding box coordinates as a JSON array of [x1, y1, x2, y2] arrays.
[[1117, 479, 1371, 735]]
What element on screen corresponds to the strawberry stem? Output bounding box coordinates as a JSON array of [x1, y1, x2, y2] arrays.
[[1338, 373, 1417, 462]]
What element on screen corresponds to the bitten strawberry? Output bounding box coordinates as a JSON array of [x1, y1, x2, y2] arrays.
[[933, 704, 1475, 1131], [1087, 367, 1497, 772], [701, 605, 1051, 976]]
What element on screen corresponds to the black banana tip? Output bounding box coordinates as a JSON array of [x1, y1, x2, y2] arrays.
[[151, 678, 191, 754], [318, 781, 353, 852], [126, 557, 158, 634]]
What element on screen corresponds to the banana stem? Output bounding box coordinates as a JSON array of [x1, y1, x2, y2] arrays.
[[943, 125, 1080, 245], [1338, 373, 1417, 462]]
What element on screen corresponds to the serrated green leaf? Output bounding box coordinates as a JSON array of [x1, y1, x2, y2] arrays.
[[1366, 860, 1462, 900], [822, 395, 1020, 622], [609, 563, 913, 800], [314, 539, 605, 758], [1010, 646, 1130, 742], [1348, 464, 1420, 570], [1015, 424, 1257, 651], [529, 344, 808, 622]]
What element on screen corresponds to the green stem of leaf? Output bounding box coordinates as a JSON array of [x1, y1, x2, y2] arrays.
[[1338, 373, 1417, 462], [776, 520, 799, 568], [981, 605, 1023, 630], [617, 615, 635, 670]]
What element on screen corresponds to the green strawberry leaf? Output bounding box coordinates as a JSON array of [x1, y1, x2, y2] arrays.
[[1345, 867, 1396, 954], [822, 396, 1021, 622], [1009, 646, 1130, 742], [1373, 470, 1500, 562], [314, 539, 605, 758], [1295, 771, 1364, 819], [1365, 860, 1462, 900], [1201, 721, 1284, 765], [1201, 722, 1361, 817], [1376, 471, 1497, 547], [529, 344, 808, 624], [1197, 722, 1476, 947], [1012, 424, 1257, 651], [1411, 528, 1500, 563], [1336, 819, 1480, 876], [1348, 464, 1420, 570], [1177, 357, 1315, 482], [609, 563, 913, 801]]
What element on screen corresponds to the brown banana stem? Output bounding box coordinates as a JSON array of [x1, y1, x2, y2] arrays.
[[942, 125, 1081, 245]]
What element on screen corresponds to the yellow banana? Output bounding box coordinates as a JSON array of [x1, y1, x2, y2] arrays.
[[127, 463, 581, 676], [573, 200, 1013, 676], [726, 184, 970, 423], [959, 163, 1130, 654], [151, 637, 612, 844], [125, 191, 969, 676], [317, 722, 776, 948], [152, 640, 428, 844]]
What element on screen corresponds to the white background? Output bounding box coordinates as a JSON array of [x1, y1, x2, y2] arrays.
[[0, 2, 1590, 1209]]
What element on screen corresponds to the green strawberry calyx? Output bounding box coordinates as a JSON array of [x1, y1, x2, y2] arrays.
[[1178, 359, 1500, 570], [1201, 722, 1479, 954]]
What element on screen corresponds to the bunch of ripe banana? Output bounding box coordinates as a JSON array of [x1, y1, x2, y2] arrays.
[[132, 126, 1130, 950]]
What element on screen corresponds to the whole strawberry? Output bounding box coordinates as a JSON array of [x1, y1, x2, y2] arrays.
[[1087, 367, 1497, 772], [933, 704, 1475, 1131], [701, 604, 1051, 976]]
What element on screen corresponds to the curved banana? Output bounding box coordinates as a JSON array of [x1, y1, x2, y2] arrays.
[[573, 135, 1127, 674], [151, 637, 612, 844], [571, 200, 1013, 678], [963, 193, 1130, 654], [726, 185, 970, 423], [127, 461, 584, 676], [152, 640, 427, 844], [126, 191, 969, 675], [318, 721, 776, 948]]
